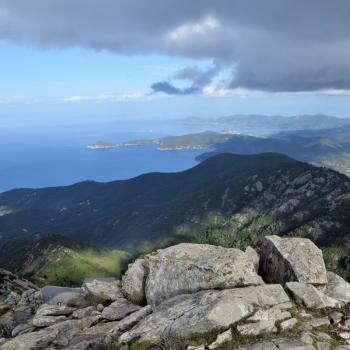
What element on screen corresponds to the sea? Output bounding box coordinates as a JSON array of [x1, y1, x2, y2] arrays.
[[0, 115, 270, 193]]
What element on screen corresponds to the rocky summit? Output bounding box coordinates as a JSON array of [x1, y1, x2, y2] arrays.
[[1, 236, 350, 350]]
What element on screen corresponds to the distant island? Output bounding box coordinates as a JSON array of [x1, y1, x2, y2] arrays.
[[87, 130, 240, 151]]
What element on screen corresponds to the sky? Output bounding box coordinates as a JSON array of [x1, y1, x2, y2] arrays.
[[0, 0, 350, 119]]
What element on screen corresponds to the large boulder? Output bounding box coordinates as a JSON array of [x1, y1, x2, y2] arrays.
[[139, 243, 264, 305], [119, 284, 290, 346], [122, 259, 147, 305], [259, 235, 327, 285]]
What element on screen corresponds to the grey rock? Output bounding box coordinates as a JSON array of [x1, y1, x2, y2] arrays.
[[286, 282, 343, 309], [329, 311, 343, 325], [187, 346, 206, 350], [32, 315, 67, 328], [72, 306, 97, 319], [245, 246, 260, 272], [304, 318, 330, 330], [315, 342, 330, 350], [11, 323, 34, 337], [280, 318, 298, 332], [208, 329, 232, 349], [119, 284, 289, 346], [122, 259, 147, 305], [324, 271, 350, 302], [274, 338, 316, 349], [259, 235, 327, 285], [101, 298, 141, 321], [35, 303, 76, 317], [1, 317, 99, 350], [237, 307, 291, 336], [144, 243, 264, 305], [237, 342, 279, 350], [114, 305, 152, 332], [83, 277, 123, 304]]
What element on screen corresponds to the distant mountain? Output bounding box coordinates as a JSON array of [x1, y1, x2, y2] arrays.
[[197, 126, 350, 177], [181, 114, 350, 131], [88, 130, 238, 150], [1, 153, 350, 280]]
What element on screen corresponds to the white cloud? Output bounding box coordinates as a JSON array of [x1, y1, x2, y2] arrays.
[[62, 92, 148, 103]]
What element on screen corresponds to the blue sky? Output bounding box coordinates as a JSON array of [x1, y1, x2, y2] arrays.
[[1, 1, 350, 119], [1, 42, 349, 119]]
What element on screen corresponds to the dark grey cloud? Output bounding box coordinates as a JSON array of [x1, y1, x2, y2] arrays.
[[1, 0, 350, 92], [151, 82, 199, 95], [151, 65, 220, 95]]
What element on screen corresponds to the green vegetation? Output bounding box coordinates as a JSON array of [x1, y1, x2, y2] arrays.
[[32, 248, 130, 287]]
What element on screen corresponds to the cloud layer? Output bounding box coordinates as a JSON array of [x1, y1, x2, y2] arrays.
[[1, 0, 350, 93]]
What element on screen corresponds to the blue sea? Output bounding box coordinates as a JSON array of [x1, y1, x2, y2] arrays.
[[0, 116, 232, 193]]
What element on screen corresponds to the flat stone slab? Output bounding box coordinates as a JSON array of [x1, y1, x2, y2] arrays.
[[119, 284, 290, 346]]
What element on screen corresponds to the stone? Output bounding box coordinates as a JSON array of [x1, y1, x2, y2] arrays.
[[32, 315, 67, 328], [3, 292, 20, 306], [300, 332, 315, 344], [18, 289, 39, 310], [237, 307, 291, 336], [313, 332, 332, 341], [1, 317, 99, 350], [259, 235, 327, 285], [72, 306, 97, 319], [304, 318, 330, 330], [96, 304, 104, 312], [114, 305, 152, 332], [340, 332, 350, 340], [329, 311, 343, 325], [316, 343, 330, 350], [273, 338, 316, 349], [324, 271, 350, 302], [299, 310, 313, 319], [280, 318, 298, 331], [41, 286, 86, 307], [11, 323, 34, 337], [188, 346, 205, 350], [122, 259, 147, 305], [315, 342, 330, 350], [35, 303, 76, 317], [237, 342, 279, 350], [286, 282, 343, 309], [144, 243, 264, 305], [83, 277, 123, 304], [208, 329, 232, 349], [119, 284, 290, 346], [101, 298, 142, 321], [245, 246, 260, 272]]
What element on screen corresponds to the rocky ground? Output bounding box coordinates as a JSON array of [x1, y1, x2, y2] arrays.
[[1, 235, 350, 349]]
